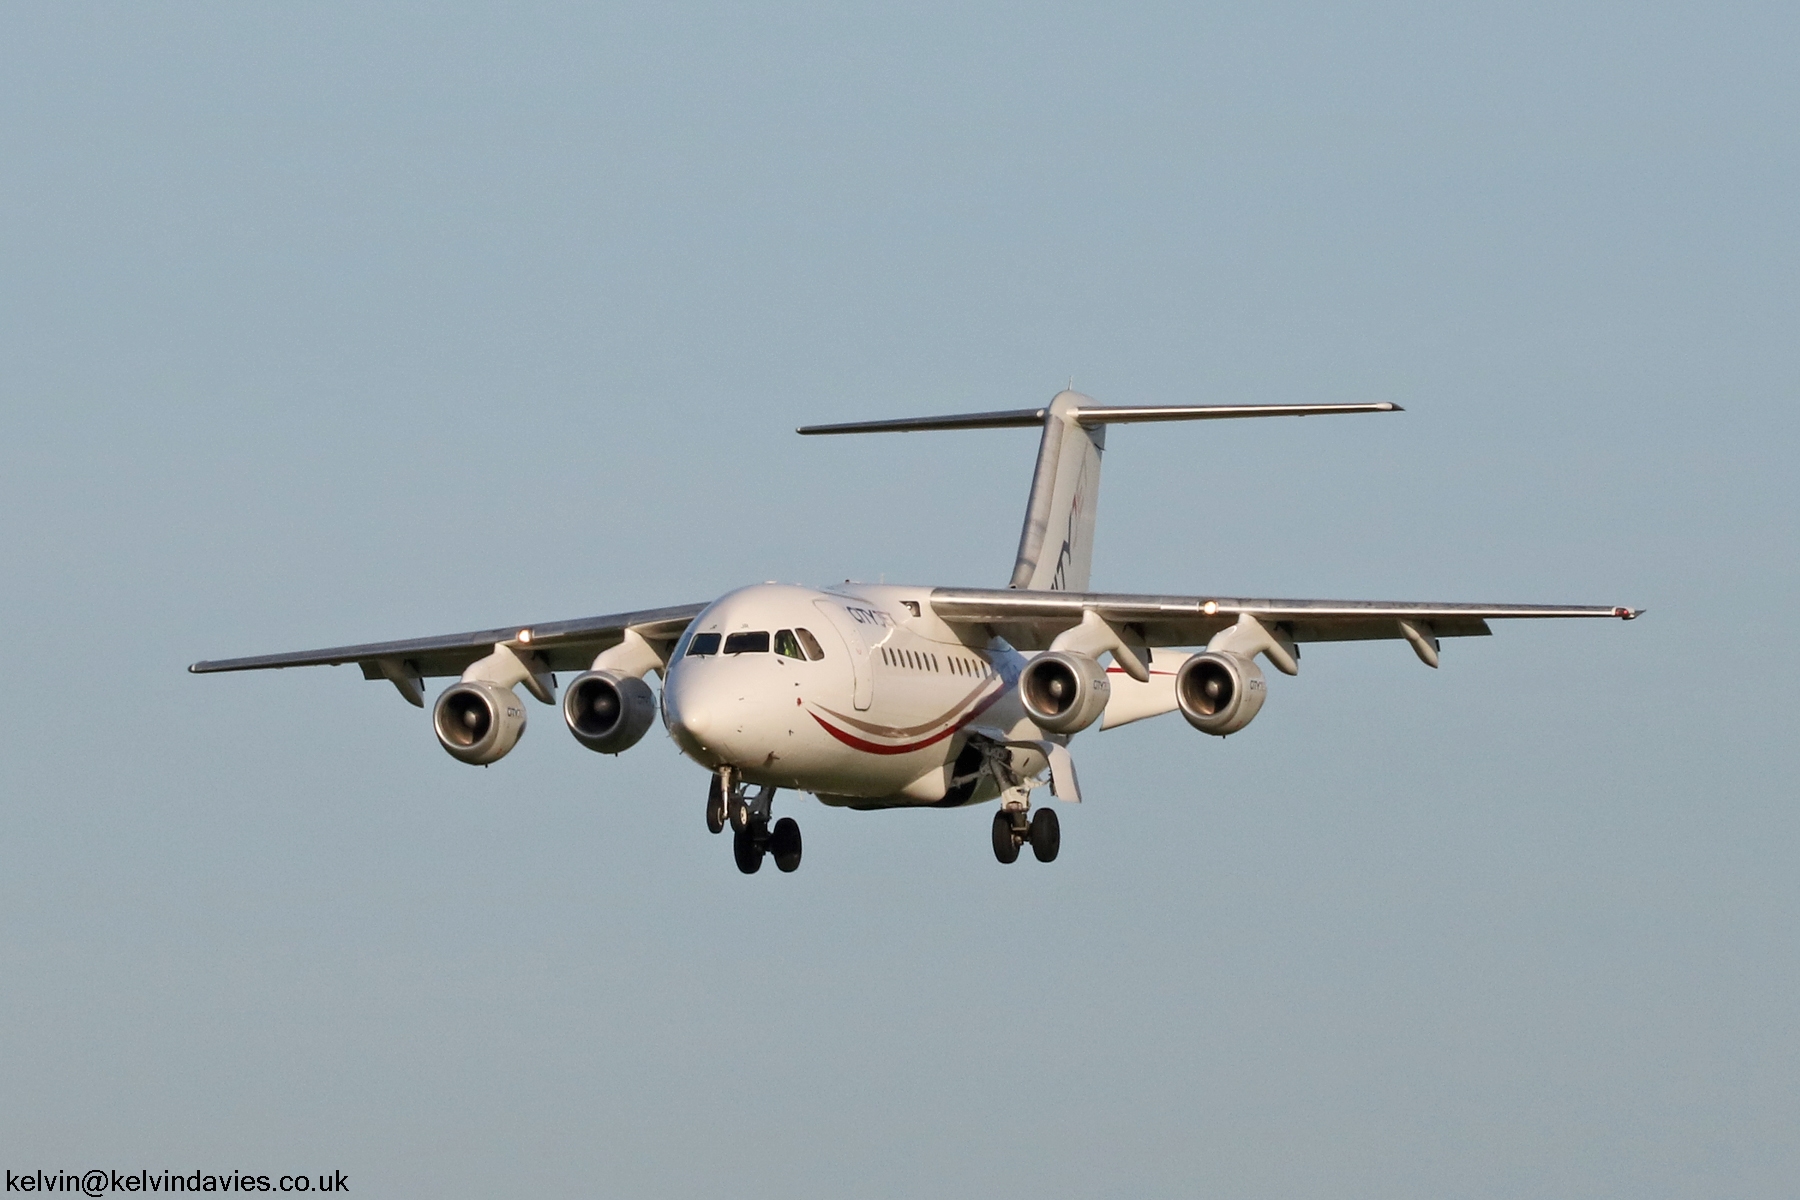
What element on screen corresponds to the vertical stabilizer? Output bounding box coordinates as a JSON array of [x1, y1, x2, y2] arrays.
[[798, 392, 1403, 594], [1009, 391, 1103, 592]]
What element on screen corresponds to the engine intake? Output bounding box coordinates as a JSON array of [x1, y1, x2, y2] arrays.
[[562, 670, 657, 754], [1019, 650, 1111, 734], [1175, 651, 1266, 736], [433, 680, 528, 764]]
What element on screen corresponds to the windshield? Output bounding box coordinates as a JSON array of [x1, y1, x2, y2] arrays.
[[723, 631, 770, 655], [685, 633, 721, 657]]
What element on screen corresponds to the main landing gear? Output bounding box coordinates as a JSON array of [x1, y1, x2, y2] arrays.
[[992, 799, 1059, 865], [708, 769, 802, 875]]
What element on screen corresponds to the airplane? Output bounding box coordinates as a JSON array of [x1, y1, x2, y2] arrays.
[[191, 391, 1640, 874]]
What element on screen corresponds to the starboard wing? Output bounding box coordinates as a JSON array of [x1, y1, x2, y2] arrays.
[[189, 602, 709, 680]]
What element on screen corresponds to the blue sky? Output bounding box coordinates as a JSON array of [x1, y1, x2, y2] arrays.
[[2, 4, 1795, 1196]]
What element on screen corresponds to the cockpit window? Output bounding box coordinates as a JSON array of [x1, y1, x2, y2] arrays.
[[723, 631, 770, 655], [794, 627, 824, 660], [685, 632, 721, 657], [774, 629, 803, 659]]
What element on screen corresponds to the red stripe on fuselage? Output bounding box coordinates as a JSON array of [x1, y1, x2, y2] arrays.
[[808, 687, 1005, 756]]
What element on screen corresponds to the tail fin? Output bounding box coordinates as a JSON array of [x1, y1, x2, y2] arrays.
[[1010, 391, 1103, 590], [799, 394, 1401, 592]]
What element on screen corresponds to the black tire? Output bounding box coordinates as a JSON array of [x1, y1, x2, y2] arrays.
[[706, 774, 726, 835], [770, 817, 802, 873], [991, 809, 1020, 864], [1029, 807, 1060, 863], [733, 824, 764, 874]]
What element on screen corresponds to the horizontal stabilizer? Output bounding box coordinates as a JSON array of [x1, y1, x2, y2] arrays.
[[797, 408, 1047, 435], [1069, 402, 1400, 425], [797, 401, 1399, 436]]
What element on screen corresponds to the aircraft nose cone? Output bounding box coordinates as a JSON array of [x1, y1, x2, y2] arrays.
[[663, 666, 728, 765]]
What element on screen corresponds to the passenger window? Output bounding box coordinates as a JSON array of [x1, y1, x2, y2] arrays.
[[686, 633, 721, 657], [724, 631, 770, 655], [795, 628, 824, 660], [774, 629, 804, 659]]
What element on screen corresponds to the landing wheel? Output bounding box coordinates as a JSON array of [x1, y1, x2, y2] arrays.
[[991, 810, 1021, 864], [1029, 807, 1060, 863], [733, 823, 765, 874], [770, 817, 802, 873], [706, 774, 727, 834]]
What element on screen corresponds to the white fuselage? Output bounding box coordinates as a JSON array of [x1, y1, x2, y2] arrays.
[[660, 583, 1051, 808]]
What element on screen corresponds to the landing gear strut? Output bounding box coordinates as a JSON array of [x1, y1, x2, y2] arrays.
[[991, 796, 1059, 864], [711, 770, 802, 875]]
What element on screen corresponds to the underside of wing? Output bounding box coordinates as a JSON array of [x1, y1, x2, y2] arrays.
[[189, 602, 709, 679], [929, 588, 1638, 651]]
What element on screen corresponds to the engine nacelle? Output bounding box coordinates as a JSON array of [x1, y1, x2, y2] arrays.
[[1019, 650, 1112, 735], [433, 680, 529, 764], [562, 670, 657, 754], [1175, 651, 1266, 736]]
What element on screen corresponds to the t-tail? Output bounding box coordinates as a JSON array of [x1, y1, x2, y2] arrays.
[[798, 391, 1402, 592]]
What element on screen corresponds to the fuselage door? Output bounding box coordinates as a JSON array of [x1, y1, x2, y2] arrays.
[[812, 598, 876, 711]]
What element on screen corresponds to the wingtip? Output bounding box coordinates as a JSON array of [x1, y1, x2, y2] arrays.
[[1615, 607, 1643, 620], [1384, 403, 1405, 412]]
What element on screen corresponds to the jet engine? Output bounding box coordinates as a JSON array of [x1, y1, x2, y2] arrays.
[[561, 670, 657, 754], [1175, 651, 1266, 736], [1019, 650, 1112, 734], [433, 680, 529, 764]]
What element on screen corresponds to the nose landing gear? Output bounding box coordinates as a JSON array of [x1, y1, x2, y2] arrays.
[[710, 770, 802, 875], [705, 773, 727, 834]]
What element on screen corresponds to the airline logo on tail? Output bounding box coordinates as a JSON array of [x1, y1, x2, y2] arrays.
[[1049, 484, 1083, 591]]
